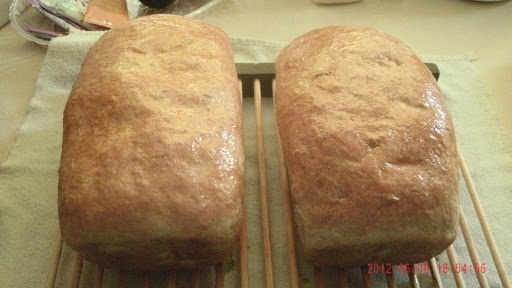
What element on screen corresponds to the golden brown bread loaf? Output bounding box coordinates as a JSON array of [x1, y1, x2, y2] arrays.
[[58, 15, 244, 270], [275, 26, 460, 268]]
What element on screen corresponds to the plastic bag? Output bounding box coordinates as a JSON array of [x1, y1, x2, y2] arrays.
[[9, 0, 223, 45]]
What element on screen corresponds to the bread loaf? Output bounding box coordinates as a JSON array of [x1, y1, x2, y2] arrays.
[[58, 15, 244, 270], [275, 26, 459, 267]]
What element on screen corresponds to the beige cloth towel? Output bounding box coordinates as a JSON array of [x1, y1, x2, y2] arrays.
[[0, 31, 511, 287]]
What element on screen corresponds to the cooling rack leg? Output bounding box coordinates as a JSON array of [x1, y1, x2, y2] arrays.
[[142, 272, 151, 288], [459, 211, 490, 288], [166, 271, 177, 288], [385, 271, 396, 288], [118, 271, 127, 288], [215, 263, 225, 288], [191, 270, 201, 288], [446, 245, 467, 288], [254, 78, 275, 288], [274, 79, 301, 288], [338, 269, 349, 288], [407, 267, 420, 288], [429, 258, 443, 288], [239, 210, 249, 288], [239, 79, 250, 288], [457, 145, 511, 288], [93, 265, 104, 288], [70, 253, 84, 288], [45, 230, 63, 288], [314, 267, 325, 288], [360, 265, 372, 288]]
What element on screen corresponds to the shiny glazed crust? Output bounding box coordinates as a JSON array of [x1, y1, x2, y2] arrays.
[[275, 26, 459, 268], [58, 15, 244, 270]]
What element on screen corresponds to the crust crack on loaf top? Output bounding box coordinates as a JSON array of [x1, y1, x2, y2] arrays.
[[58, 15, 244, 271], [275, 26, 459, 268]]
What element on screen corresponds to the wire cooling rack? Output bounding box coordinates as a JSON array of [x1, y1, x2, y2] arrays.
[[45, 63, 510, 288]]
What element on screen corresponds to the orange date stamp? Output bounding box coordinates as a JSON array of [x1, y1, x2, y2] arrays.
[[367, 263, 486, 274]]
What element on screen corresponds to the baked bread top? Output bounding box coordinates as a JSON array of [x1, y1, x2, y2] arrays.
[[58, 15, 244, 269], [275, 26, 459, 266]]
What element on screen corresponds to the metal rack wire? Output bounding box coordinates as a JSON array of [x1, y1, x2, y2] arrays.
[[45, 64, 510, 288]]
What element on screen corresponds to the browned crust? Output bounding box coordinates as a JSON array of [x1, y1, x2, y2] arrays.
[[58, 15, 244, 270], [275, 26, 459, 268]]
